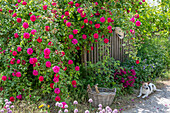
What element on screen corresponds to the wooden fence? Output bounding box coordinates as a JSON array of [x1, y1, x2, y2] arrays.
[[82, 31, 127, 66]]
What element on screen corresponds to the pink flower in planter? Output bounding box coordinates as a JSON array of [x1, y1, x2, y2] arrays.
[[72, 39, 78, 45], [54, 88, 60, 95], [12, 13, 17, 17], [45, 26, 50, 31], [39, 76, 44, 82], [136, 21, 141, 26], [14, 33, 19, 38], [68, 1, 74, 5], [107, 26, 112, 30], [44, 48, 51, 55], [66, 22, 71, 27], [68, 60, 73, 65], [12, 51, 17, 56], [43, 5, 47, 10], [107, 17, 112, 23], [65, 11, 69, 16], [17, 59, 20, 64], [17, 18, 22, 23], [33, 70, 38, 76], [69, 34, 73, 39], [30, 15, 36, 22], [27, 48, 33, 55], [93, 33, 99, 39], [82, 34, 87, 39], [46, 61, 51, 67], [2, 76, 7, 81], [95, 24, 100, 29], [31, 29, 37, 35], [23, 33, 30, 39], [22, 1, 27, 5], [16, 72, 21, 77], [75, 3, 80, 7], [52, 66, 60, 73], [130, 17, 135, 23], [100, 17, 105, 23], [80, 12, 86, 18], [75, 66, 80, 71], [73, 29, 78, 34], [84, 19, 88, 23], [16, 94, 22, 100], [23, 22, 29, 29]]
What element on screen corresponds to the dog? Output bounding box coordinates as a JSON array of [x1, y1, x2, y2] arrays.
[[137, 82, 162, 98]]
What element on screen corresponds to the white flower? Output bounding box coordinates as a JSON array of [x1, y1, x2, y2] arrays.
[[85, 110, 89, 113], [73, 100, 78, 105], [88, 98, 93, 103], [98, 104, 102, 108], [112, 109, 118, 113], [10, 105, 14, 108], [58, 103, 63, 108], [58, 110, 62, 113], [64, 104, 68, 108], [64, 109, 68, 112], [74, 109, 78, 113], [55, 102, 59, 107], [4, 99, 8, 102]]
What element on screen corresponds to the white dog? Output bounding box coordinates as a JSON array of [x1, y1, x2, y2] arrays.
[[137, 82, 162, 98]]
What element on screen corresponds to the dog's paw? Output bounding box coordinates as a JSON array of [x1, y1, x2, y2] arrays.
[[137, 95, 141, 98], [142, 96, 146, 98]]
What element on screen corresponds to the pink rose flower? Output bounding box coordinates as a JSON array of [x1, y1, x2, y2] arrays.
[[16, 94, 22, 100], [52, 66, 60, 73], [16, 72, 21, 77], [82, 34, 87, 39], [104, 38, 109, 44], [43, 5, 47, 10], [84, 19, 88, 23], [77, 8, 83, 13], [39, 76, 44, 81], [17, 18, 22, 23], [68, 60, 73, 65], [12, 13, 17, 17], [12, 51, 17, 56], [95, 24, 100, 29], [17, 59, 20, 64], [23, 33, 30, 39], [23, 22, 29, 29], [65, 11, 69, 16], [2, 76, 7, 81], [30, 15, 36, 22], [72, 39, 78, 45], [100, 17, 105, 23], [33, 70, 38, 76], [130, 17, 135, 23], [14, 33, 19, 38], [93, 33, 99, 39], [73, 29, 78, 34], [45, 26, 50, 31], [53, 77, 59, 83], [17, 47, 22, 52], [80, 12, 86, 18], [69, 34, 73, 39], [107, 26, 112, 30], [75, 66, 80, 71], [22, 1, 27, 5], [54, 88, 60, 95], [52, 2, 57, 6], [44, 55, 50, 59], [89, 21, 93, 24], [136, 21, 141, 26], [31, 29, 37, 35], [107, 17, 112, 23], [75, 3, 80, 7], [66, 22, 71, 27], [27, 48, 33, 55], [68, 1, 74, 5], [18, 0, 21, 3], [44, 48, 50, 55], [46, 61, 51, 67]]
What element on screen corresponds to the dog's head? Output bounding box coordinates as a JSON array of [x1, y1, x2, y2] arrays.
[[142, 82, 150, 89], [115, 27, 124, 39]]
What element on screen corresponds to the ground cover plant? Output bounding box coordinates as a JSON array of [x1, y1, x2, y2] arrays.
[[0, 0, 169, 112]]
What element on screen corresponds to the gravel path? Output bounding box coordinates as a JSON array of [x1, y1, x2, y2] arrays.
[[122, 81, 170, 113]]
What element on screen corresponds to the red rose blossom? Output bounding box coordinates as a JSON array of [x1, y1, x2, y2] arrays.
[[39, 76, 44, 82], [10, 96, 15, 102]]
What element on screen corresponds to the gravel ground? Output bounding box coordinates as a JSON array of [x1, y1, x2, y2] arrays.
[[122, 81, 170, 113]]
